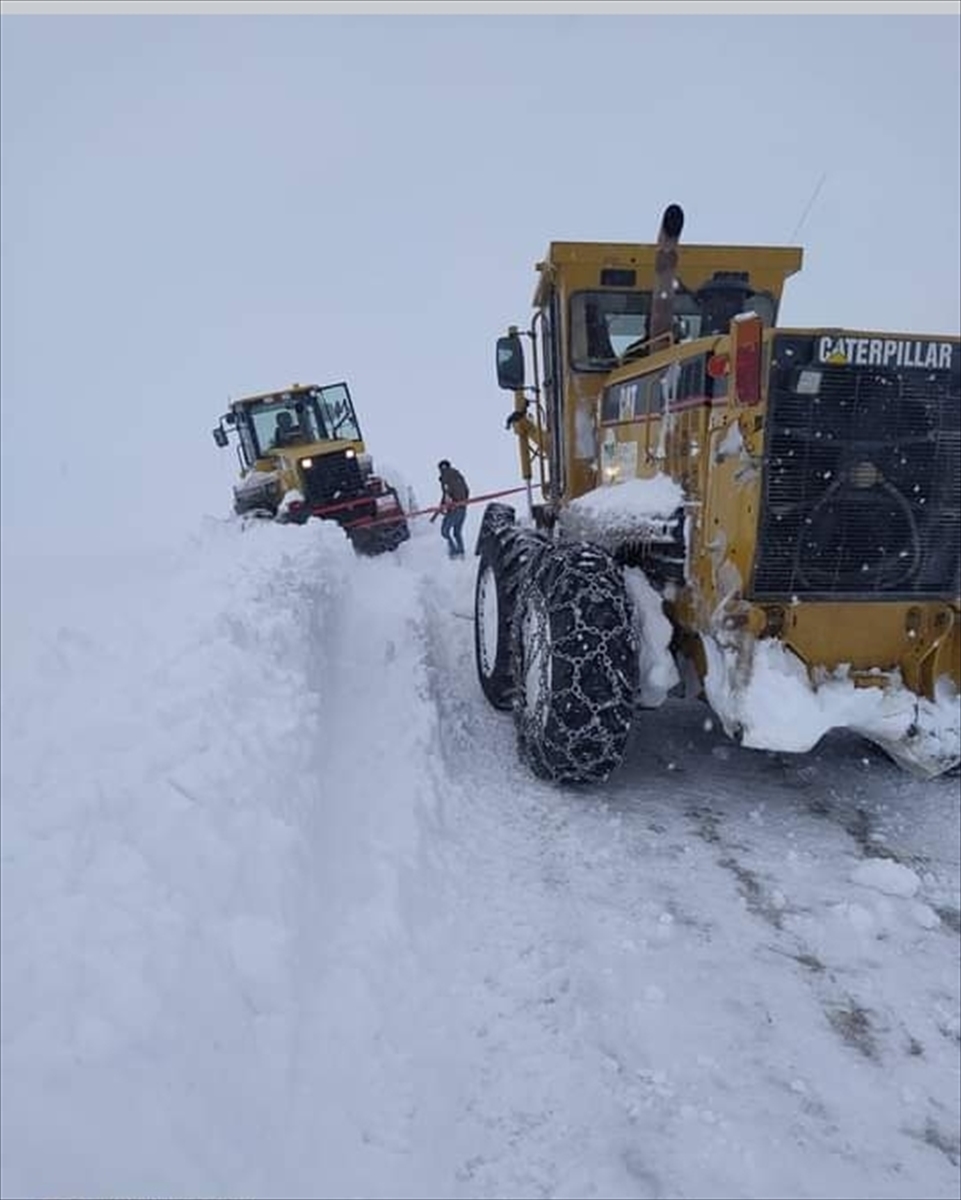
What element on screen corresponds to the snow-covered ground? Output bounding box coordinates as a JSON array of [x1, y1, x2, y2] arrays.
[[1, 513, 959, 1200]]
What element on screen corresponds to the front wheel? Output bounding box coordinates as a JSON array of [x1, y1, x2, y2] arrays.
[[474, 516, 548, 710], [511, 543, 638, 785], [347, 517, 410, 557]]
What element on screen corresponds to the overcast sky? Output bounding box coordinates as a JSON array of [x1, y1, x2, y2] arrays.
[[2, 11, 959, 555]]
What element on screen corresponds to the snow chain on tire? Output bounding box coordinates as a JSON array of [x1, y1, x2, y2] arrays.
[[474, 504, 549, 711], [510, 542, 638, 785]]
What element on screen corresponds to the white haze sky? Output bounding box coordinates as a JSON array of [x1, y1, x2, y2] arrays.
[[2, 7, 960, 555]]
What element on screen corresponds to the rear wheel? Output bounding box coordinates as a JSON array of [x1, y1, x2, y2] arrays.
[[511, 542, 638, 784], [474, 506, 548, 710]]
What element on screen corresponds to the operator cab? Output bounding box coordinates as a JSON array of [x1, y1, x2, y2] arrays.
[[212, 381, 363, 467], [568, 274, 778, 373]]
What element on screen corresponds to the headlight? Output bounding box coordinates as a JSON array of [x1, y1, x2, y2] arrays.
[[345, 448, 356, 460], [301, 457, 313, 469]]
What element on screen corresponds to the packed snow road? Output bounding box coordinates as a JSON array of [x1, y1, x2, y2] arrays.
[[1, 517, 958, 1200]]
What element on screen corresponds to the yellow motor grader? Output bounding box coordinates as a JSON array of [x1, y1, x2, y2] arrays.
[[474, 203, 960, 784], [212, 380, 409, 556]]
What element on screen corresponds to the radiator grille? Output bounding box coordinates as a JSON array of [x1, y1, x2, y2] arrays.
[[301, 451, 365, 506], [751, 335, 960, 600]]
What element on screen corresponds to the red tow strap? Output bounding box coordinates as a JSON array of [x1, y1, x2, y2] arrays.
[[331, 484, 532, 532]]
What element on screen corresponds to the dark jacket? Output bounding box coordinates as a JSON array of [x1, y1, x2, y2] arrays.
[[439, 464, 469, 505]]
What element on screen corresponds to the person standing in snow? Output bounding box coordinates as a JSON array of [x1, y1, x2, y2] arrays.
[[431, 459, 470, 558]]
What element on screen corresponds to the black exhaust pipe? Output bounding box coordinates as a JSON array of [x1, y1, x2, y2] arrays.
[[649, 203, 684, 347]]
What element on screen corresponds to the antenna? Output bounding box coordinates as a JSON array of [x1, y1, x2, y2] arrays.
[[788, 172, 828, 243]]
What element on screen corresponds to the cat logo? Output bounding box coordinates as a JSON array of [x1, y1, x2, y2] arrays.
[[816, 335, 955, 371]]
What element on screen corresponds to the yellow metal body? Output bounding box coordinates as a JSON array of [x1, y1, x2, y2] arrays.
[[532, 241, 802, 500], [507, 240, 961, 710], [600, 321, 960, 702]]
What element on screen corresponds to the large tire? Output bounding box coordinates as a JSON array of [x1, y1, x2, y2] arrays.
[[474, 515, 548, 710], [511, 543, 638, 785], [473, 500, 518, 554], [347, 517, 410, 557]]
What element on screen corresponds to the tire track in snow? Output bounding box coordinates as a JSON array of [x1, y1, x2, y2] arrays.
[[610, 703, 961, 1192]]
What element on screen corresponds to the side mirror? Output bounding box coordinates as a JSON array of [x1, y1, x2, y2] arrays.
[[212, 426, 229, 448], [496, 332, 526, 391]]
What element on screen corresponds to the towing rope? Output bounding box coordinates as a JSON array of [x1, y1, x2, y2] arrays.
[[331, 484, 533, 532]]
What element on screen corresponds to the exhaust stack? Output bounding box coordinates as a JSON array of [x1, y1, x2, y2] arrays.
[[649, 203, 684, 347]]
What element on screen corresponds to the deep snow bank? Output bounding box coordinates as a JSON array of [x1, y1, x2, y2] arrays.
[[0, 518, 443, 1198]]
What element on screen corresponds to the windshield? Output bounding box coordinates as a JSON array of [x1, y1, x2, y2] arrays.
[[569, 285, 776, 372], [311, 382, 361, 442], [245, 383, 362, 456]]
